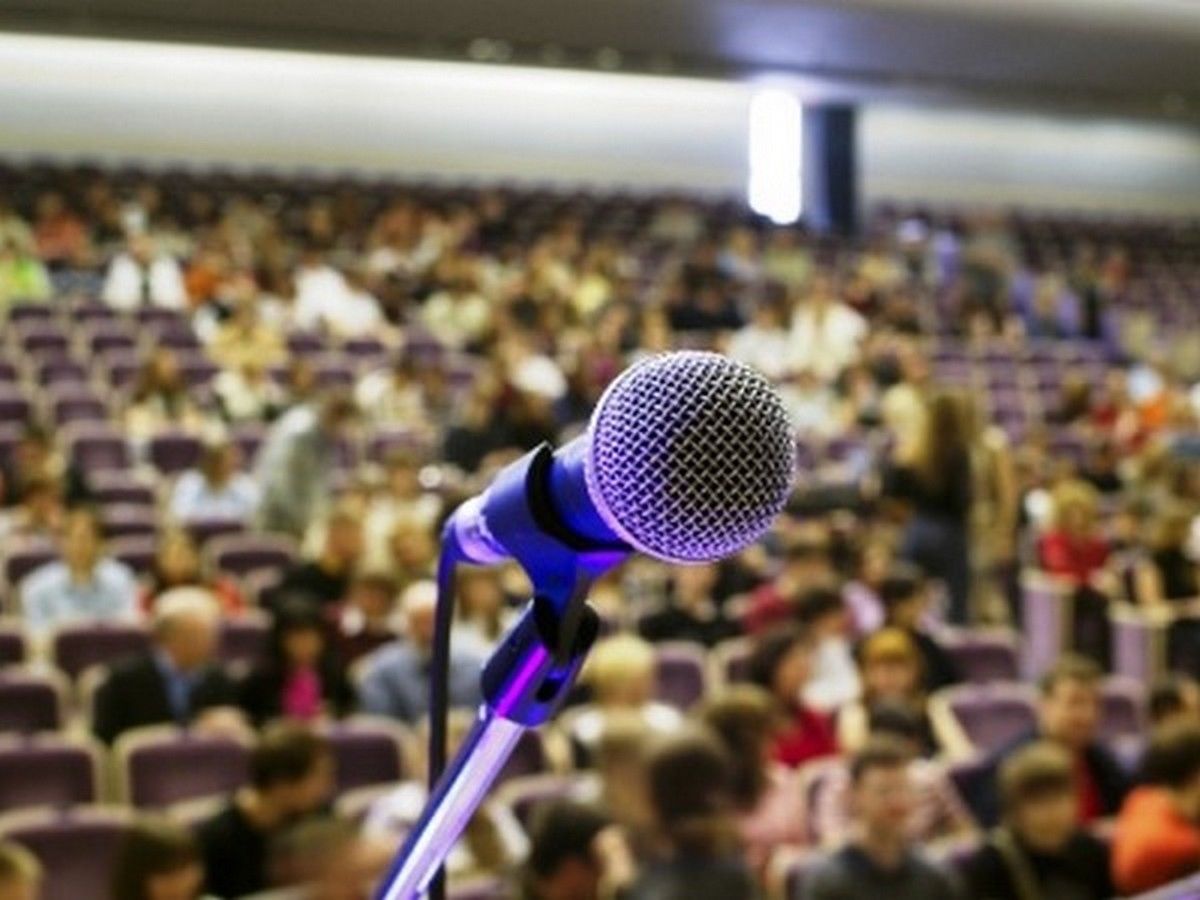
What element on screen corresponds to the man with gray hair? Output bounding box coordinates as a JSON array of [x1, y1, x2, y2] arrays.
[[93, 587, 242, 743]]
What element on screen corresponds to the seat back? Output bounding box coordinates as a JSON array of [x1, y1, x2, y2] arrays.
[[0, 736, 100, 810], [116, 727, 251, 808]]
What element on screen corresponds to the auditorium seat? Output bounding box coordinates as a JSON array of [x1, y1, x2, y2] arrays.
[[4, 540, 58, 590], [939, 629, 1020, 684], [185, 517, 246, 547], [107, 534, 160, 576], [100, 504, 158, 539], [0, 619, 25, 667], [115, 726, 251, 808], [148, 431, 204, 475], [218, 613, 270, 667], [88, 471, 157, 509], [51, 621, 151, 680], [0, 735, 101, 810], [0, 669, 67, 733], [942, 683, 1038, 755], [206, 533, 298, 579], [321, 717, 410, 795], [495, 773, 578, 830], [0, 806, 130, 900], [654, 642, 708, 711], [65, 423, 131, 472], [1100, 677, 1145, 741]]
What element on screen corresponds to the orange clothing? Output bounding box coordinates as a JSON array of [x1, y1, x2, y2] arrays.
[[1112, 787, 1200, 895]]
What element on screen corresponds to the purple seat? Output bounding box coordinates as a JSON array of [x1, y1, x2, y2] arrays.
[[73, 304, 119, 325], [107, 535, 159, 576], [0, 670, 64, 732], [35, 359, 89, 387], [323, 719, 409, 794], [134, 308, 187, 329], [49, 395, 108, 424], [0, 737, 99, 809], [218, 615, 269, 667], [1101, 678, 1145, 741], [5, 540, 57, 589], [206, 533, 298, 579], [654, 642, 707, 711], [100, 504, 158, 539], [0, 807, 129, 900], [186, 517, 246, 546], [7, 303, 55, 324], [87, 332, 137, 356], [497, 729, 549, 785], [0, 620, 26, 667], [366, 429, 428, 463], [714, 637, 754, 685], [287, 332, 325, 355], [104, 358, 140, 390], [177, 358, 218, 388], [0, 360, 18, 383], [118, 730, 250, 807], [447, 877, 508, 900], [52, 622, 151, 680], [148, 431, 203, 475], [496, 774, 576, 830], [0, 391, 32, 423], [944, 684, 1038, 755], [88, 471, 156, 509], [66, 424, 131, 472], [940, 630, 1019, 683], [1019, 574, 1072, 679], [19, 331, 69, 356]]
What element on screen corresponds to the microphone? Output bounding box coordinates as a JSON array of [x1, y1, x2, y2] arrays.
[[450, 350, 797, 567]]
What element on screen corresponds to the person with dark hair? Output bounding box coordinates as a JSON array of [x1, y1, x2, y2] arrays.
[[700, 686, 805, 870], [21, 505, 139, 636], [802, 740, 958, 900], [1111, 723, 1200, 895], [625, 729, 758, 900], [1149, 676, 1200, 729], [882, 389, 974, 624], [0, 841, 40, 900], [123, 348, 208, 442], [638, 563, 739, 648], [961, 742, 1113, 900], [746, 626, 839, 768], [795, 587, 860, 712], [140, 527, 244, 615], [521, 802, 632, 900], [744, 538, 837, 635], [327, 571, 399, 666], [879, 564, 960, 692], [239, 599, 352, 726], [169, 439, 260, 524], [971, 655, 1128, 827], [266, 508, 363, 612], [111, 818, 204, 900], [196, 723, 334, 898]]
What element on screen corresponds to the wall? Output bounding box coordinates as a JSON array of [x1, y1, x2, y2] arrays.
[[0, 33, 1198, 214]]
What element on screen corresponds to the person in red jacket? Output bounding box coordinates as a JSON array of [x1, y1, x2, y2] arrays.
[[1112, 723, 1200, 895], [1038, 479, 1110, 585]]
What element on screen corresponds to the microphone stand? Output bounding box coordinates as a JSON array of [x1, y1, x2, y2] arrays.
[[374, 445, 630, 900]]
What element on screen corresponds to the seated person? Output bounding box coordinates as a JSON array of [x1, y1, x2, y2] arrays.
[[565, 634, 683, 764], [521, 801, 634, 900], [362, 451, 442, 570], [972, 655, 1128, 827], [110, 818, 205, 900], [197, 723, 335, 899], [239, 599, 353, 726], [1037, 480, 1110, 586], [837, 628, 972, 760], [21, 506, 139, 637], [1149, 675, 1200, 730], [746, 626, 839, 768], [638, 562, 739, 648], [879, 563, 960, 692], [802, 740, 958, 900], [1111, 723, 1200, 895], [327, 571, 399, 666], [169, 439, 260, 524], [961, 741, 1113, 900], [626, 729, 758, 900], [812, 703, 977, 850], [743, 536, 836, 635], [798, 587, 861, 712], [358, 581, 484, 724], [0, 474, 62, 545], [1134, 506, 1200, 605], [453, 565, 516, 653], [266, 509, 364, 612], [701, 685, 806, 871], [140, 527, 243, 615], [0, 841, 40, 900], [93, 587, 241, 744], [123, 348, 209, 442]]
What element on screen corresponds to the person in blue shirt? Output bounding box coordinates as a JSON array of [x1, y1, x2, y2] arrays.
[[169, 439, 260, 524], [20, 506, 139, 636]]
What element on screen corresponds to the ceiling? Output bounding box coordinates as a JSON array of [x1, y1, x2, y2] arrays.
[[0, 0, 1197, 120]]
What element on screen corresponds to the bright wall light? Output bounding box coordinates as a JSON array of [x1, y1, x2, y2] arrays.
[[747, 88, 802, 224]]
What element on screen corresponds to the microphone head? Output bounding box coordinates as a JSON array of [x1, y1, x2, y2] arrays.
[[584, 351, 796, 563]]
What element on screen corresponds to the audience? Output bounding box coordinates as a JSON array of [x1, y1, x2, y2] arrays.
[[1111, 723, 1200, 895], [357, 580, 484, 723], [521, 802, 633, 900], [197, 723, 334, 899], [638, 563, 739, 648], [745, 626, 840, 768], [802, 739, 959, 900], [266, 508, 363, 611], [973, 655, 1128, 827], [93, 587, 242, 744], [111, 819, 205, 900], [123, 349, 208, 441], [961, 741, 1113, 900], [169, 440, 261, 524], [102, 233, 188, 311], [326, 571, 399, 665], [0, 842, 40, 900], [239, 599, 353, 726], [878, 564, 960, 692], [21, 506, 139, 637], [140, 527, 244, 614]]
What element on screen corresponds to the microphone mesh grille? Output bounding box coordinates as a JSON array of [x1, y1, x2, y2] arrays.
[[587, 352, 795, 563]]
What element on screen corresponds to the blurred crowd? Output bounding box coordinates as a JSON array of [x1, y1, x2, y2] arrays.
[[0, 162, 1197, 899]]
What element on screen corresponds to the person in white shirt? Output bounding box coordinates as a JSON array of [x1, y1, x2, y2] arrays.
[[170, 440, 261, 523], [421, 272, 492, 351], [726, 298, 791, 381], [354, 357, 428, 428], [787, 273, 867, 382], [101, 233, 187, 311]]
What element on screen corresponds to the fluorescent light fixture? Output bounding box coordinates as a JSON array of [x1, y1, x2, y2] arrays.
[[747, 88, 802, 224]]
